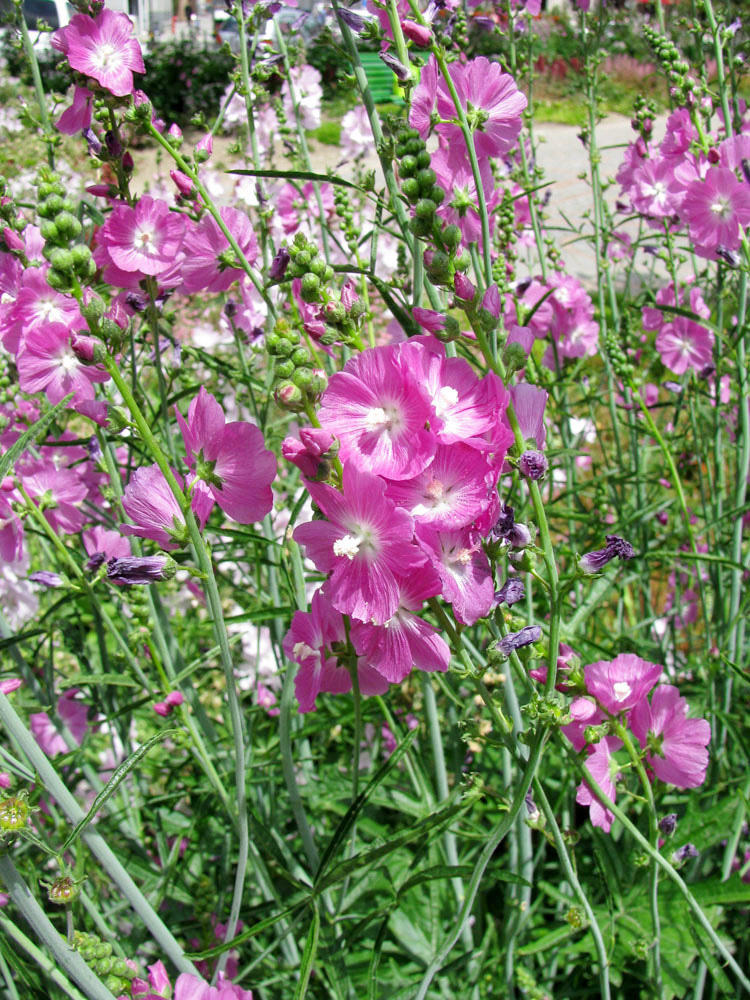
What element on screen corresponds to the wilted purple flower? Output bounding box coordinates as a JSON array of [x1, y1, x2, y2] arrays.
[[269, 246, 290, 281], [498, 625, 541, 656], [495, 577, 526, 608], [524, 792, 540, 823], [380, 51, 411, 83], [716, 245, 741, 268], [125, 292, 149, 313], [104, 130, 122, 159], [580, 535, 635, 574], [86, 435, 102, 462], [82, 127, 103, 157], [519, 450, 548, 480], [492, 504, 532, 549], [30, 571, 64, 588], [658, 813, 678, 837], [337, 6, 368, 32], [106, 555, 176, 585], [671, 843, 699, 866]]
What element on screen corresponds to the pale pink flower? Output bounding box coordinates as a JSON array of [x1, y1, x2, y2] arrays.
[[509, 383, 547, 449], [176, 387, 275, 525], [83, 526, 132, 569], [122, 465, 211, 550], [29, 689, 89, 757], [631, 685, 710, 788], [340, 105, 375, 161], [655, 317, 714, 375], [660, 108, 697, 158], [435, 57, 527, 159], [682, 167, 750, 251], [281, 64, 323, 131], [19, 461, 87, 534], [98, 197, 185, 277], [409, 55, 438, 138], [294, 463, 424, 625], [576, 735, 623, 833], [561, 696, 605, 751], [0, 678, 22, 696], [630, 156, 682, 218], [53, 9, 145, 98], [16, 322, 109, 407], [3, 267, 82, 355], [431, 145, 496, 246], [584, 652, 662, 715]]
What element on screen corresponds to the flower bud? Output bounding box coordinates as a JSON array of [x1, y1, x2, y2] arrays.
[[48, 876, 81, 905], [170, 169, 194, 197], [0, 793, 30, 832], [519, 450, 548, 480], [402, 18, 432, 47]]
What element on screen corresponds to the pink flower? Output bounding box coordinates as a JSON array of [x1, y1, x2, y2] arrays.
[[53, 9, 145, 98], [56, 85, 93, 135], [630, 156, 682, 218], [283, 589, 357, 713], [431, 145, 496, 246], [294, 463, 424, 624], [3, 267, 82, 355], [350, 570, 450, 683], [83, 526, 132, 569], [181, 208, 259, 294], [281, 428, 335, 479], [16, 322, 109, 407], [409, 55, 438, 138], [385, 443, 496, 530], [29, 689, 89, 757], [98, 197, 185, 277], [655, 317, 714, 375], [631, 685, 710, 788], [176, 387, 275, 525], [561, 696, 605, 751], [153, 691, 184, 717], [19, 461, 87, 534], [435, 57, 527, 160], [682, 167, 750, 251], [122, 465, 210, 549], [584, 652, 663, 715], [318, 343, 436, 480], [509, 384, 547, 449], [0, 678, 22, 696], [416, 525, 494, 625], [576, 735, 623, 833], [173, 972, 253, 1000]]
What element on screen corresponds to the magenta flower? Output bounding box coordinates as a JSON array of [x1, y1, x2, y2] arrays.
[[122, 465, 210, 549], [4, 267, 82, 355], [576, 735, 623, 834], [181, 209, 259, 294], [53, 9, 145, 98], [682, 167, 750, 251], [655, 317, 714, 375], [385, 443, 495, 530], [409, 55, 438, 138], [98, 196, 185, 277], [350, 571, 450, 684], [431, 145, 495, 246], [281, 428, 335, 479], [16, 322, 109, 407], [631, 684, 710, 788], [176, 387, 275, 524], [584, 652, 663, 715], [294, 463, 424, 624], [435, 57, 527, 160], [561, 697, 605, 751], [318, 344, 436, 480], [630, 155, 682, 218]]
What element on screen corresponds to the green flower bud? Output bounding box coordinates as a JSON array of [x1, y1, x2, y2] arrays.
[[401, 177, 420, 202], [275, 380, 305, 411], [415, 198, 436, 219], [49, 248, 74, 272], [430, 186, 445, 206], [409, 216, 433, 238], [48, 876, 81, 905], [43, 194, 64, 215], [275, 337, 294, 357], [400, 154, 419, 177], [416, 150, 431, 169], [80, 293, 105, 324], [442, 224, 462, 249], [309, 256, 326, 277], [0, 794, 30, 832], [46, 268, 70, 291], [54, 211, 82, 240], [291, 367, 314, 389], [417, 168, 436, 192], [291, 346, 310, 366], [71, 244, 92, 271], [275, 359, 295, 379], [40, 220, 59, 242], [300, 273, 321, 303]]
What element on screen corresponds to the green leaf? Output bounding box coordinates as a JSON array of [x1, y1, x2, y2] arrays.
[[689, 877, 750, 907], [61, 674, 139, 688], [687, 916, 734, 996], [518, 923, 580, 956], [229, 168, 358, 189], [314, 727, 418, 884], [0, 629, 46, 652], [294, 901, 320, 1000], [60, 728, 180, 852], [224, 607, 294, 624], [0, 394, 74, 482], [186, 898, 308, 959]]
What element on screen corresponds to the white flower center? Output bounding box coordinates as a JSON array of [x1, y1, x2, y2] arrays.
[[92, 43, 118, 70], [1, 292, 14, 305], [613, 681, 632, 702], [333, 534, 362, 559], [710, 197, 731, 219], [292, 641, 317, 661], [364, 404, 401, 434], [435, 385, 459, 417], [135, 227, 158, 255], [56, 349, 79, 374]]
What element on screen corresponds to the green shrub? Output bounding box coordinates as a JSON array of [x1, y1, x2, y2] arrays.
[[136, 39, 235, 129]]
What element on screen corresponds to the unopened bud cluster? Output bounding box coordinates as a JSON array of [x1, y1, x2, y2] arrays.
[[267, 317, 327, 411], [38, 169, 95, 292], [73, 931, 136, 996]]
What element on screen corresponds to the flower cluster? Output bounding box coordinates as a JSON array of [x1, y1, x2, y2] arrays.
[[283, 336, 513, 711], [558, 653, 710, 832]]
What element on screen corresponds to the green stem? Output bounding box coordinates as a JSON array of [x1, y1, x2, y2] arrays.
[[0, 911, 89, 1000]]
